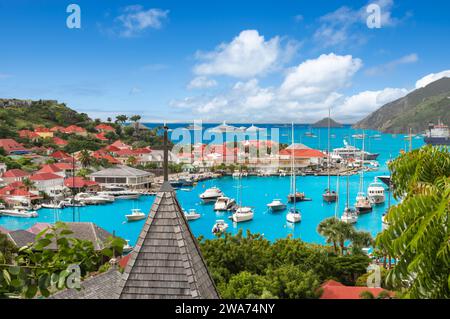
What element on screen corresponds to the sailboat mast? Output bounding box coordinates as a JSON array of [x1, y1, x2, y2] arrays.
[[359, 130, 365, 193], [327, 107, 331, 190], [334, 174, 340, 219], [346, 174, 350, 209], [291, 122, 296, 209]]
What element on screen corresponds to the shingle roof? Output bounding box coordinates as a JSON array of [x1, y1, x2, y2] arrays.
[[116, 182, 219, 299], [49, 269, 122, 299], [7, 230, 36, 247]]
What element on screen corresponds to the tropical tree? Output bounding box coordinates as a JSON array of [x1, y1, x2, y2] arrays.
[[115, 115, 128, 125], [126, 156, 138, 166], [22, 178, 35, 191], [130, 115, 142, 136], [376, 145, 450, 298], [78, 149, 93, 168], [317, 218, 340, 253]]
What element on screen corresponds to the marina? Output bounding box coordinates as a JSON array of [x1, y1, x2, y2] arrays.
[[0, 126, 425, 246]]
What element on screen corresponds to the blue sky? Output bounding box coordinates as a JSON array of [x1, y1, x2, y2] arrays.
[[0, 0, 449, 123]]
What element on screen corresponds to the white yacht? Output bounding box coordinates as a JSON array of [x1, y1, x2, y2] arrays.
[[286, 208, 301, 223], [232, 171, 241, 178], [75, 193, 111, 205], [212, 220, 228, 234], [199, 187, 223, 203], [267, 199, 286, 212], [231, 206, 254, 223], [184, 209, 201, 221], [41, 201, 65, 209], [98, 186, 140, 199], [125, 208, 146, 222], [123, 240, 133, 254], [60, 198, 85, 207], [214, 196, 236, 211], [0, 209, 38, 218], [95, 193, 115, 203], [367, 178, 386, 205]]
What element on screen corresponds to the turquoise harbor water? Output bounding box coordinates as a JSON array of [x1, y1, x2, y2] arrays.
[[0, 125, 425, 246]]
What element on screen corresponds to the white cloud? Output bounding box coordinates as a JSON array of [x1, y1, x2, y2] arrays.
[[129, 87, 142, 95], [366, 53, 418, 76], [193, 30, 298, 78], [116, 6, 168, 37], [280, 53, 362, 100], [336, 88, 408, 120], [415, 70, 450, 88], [187, 76, 218, 89]]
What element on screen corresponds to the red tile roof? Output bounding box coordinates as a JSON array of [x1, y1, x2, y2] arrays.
[[320, 280, 393, 299], [0, 139, 27, 154], [2, 169, 30, 178], [50, 126, 65, 132], [54, 162, 75, 170], [64, 125, 86, 133], [110, 140, 131, 150], [35, 127, 52, 133], [30, 173, 63, 181], [37, 164, 63, 174], [19, 130, 40, 139], [95, 132, 109, 141], [64, 177, 98, 188], [50, 150, 72, 160], [95, 124, 115, 132], [52, 137, 68, 146]]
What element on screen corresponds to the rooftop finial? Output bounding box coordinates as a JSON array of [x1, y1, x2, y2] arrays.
[[163, 123, 169, 182]]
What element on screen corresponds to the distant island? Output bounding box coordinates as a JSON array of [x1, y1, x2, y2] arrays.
[[312, 117, 343, 128], [354, 77, 450, 133]]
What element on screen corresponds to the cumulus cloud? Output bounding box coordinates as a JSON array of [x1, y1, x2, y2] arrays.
[[116, 5, 169, 37], [187, 76, 218, 89], [193, 30, 298, 78], [365, 53, 418, 76], [171, 53, 370, 122], [415, 70, 450, 88], [335, 88, 408, 120]]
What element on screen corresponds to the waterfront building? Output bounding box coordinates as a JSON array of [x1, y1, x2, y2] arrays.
[[138, 150, 179, 167], [29, 172, 65, 196], [64, 177, 99, 192], [90, 165, 154, 189]]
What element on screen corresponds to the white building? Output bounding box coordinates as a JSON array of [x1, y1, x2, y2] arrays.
[[30, 173, 65, 196], [90, 165, 154, 189]]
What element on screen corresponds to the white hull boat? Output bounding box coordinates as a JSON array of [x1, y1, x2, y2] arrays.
[[214, 196, 236, 211], [212, 220, 228, 234], [200, 187, 223, 203], [341, 208, 358, 224], [41, 202, 65, 209], [267, 199, 286, 211], [286, 208, 301, 223], [126, 208, 146, 222], [368, 179, 386, 205], [231, 206, 254, 223], [184, 209, 201, 221], [0, 209, 38, 218]]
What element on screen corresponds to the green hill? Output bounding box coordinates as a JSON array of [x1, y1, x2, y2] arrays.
[[0, 99, 92, 137], [312, 117, 343, 128], [353, 77, 450, 133]]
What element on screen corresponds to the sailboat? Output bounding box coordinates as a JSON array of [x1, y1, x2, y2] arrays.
[[355, 131, 373, 214], [287, 123, 301, 224], [341, 174, 358, 224], [323, 107, 338, 203], [231, 169, 254, 223], [287, 124, 307, 203]]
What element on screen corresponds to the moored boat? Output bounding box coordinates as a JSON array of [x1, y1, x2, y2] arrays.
[[125, 208, 146, 222], [231, 206, 254, 223], [212, 219, 228, 234], [184, 209, 201, 221], [214, 196, 236, 211], [286, 208, 301, 223], [367, 178, 386, 205], [267, 199, 286, 211], [200, 187, 223, 203], [0, 209, 38, 218]]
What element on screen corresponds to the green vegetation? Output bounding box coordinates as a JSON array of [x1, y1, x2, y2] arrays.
[[376, 145, 450, 298], [0, 222, 125, 299], [199, 230, 371, 299]]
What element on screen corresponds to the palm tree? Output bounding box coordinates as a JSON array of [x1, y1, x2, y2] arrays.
[[350, 231, 373, 253], [333, 221, 355, 255], [22, 178, 35, 191], [115, 115, 128, 125], [127, 156, 138, 166], [78, 149, 93, 168], [107, 117, 112, 123], [317, 218, 340, 254], [130, 115, 142, 136]]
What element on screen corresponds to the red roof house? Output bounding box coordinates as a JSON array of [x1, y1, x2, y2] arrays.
[[1, 169, 30, 184], [95, 124, 115, 132], [63, 125, 87, 136], [50, 150, 73, 162], [19, 130, 40, 140], [52, 137, 68, 146], [320, 280, 393, 299], [30, 172, 63, 181], [64, 177, 98, 190], [110, 140, 131, 150], [36, 164, 64, 176], [0, 139, 29, 154], [95, 132, 109, 141], [50, 126, 65, 133]]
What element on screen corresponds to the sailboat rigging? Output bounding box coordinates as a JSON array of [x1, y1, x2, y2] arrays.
[[287, 123, 301, 223], [323, 106, 338, 203]]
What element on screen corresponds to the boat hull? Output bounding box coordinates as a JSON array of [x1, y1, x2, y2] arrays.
[[322, 193, 337, 203], [232, 213, 253, 223], [286, 213, 301, 223], [424, 136, 450, 145], [126, 215, 146, 221], [267, 204, 286, 211], [356, 206, 373, 214]]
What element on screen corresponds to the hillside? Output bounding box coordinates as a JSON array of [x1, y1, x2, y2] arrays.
[[312, 117, 343, 128], [0, 99, 92, 137], [353, 77, 450, 133]]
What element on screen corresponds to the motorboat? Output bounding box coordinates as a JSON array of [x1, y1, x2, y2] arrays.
[[95, 193, 115, 203], [355, 192, 373, 214], [41, 201, 65, 209], [125, 208, 146, 222], [332, 140, 379, 160], [184, 209, 201, 221], [286, 208, 301, 223], [322, 189, 338, 203], [212, 220, 228, 234], [0, 209, 38, 218], [214, 196, 236, 211], [267, 199, 286, 211], [231, 206, 254, 223], [367, 178, 386, 204], [60, 198, 85, 207], [123, 240, 133, 254], [232, 171, 241, 178], [200, 187, 223, 203], [98, 186, 141, 199], [170, 178, 194, 188], [341, 207, 358, 224], [75, 193, 111, 205]]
